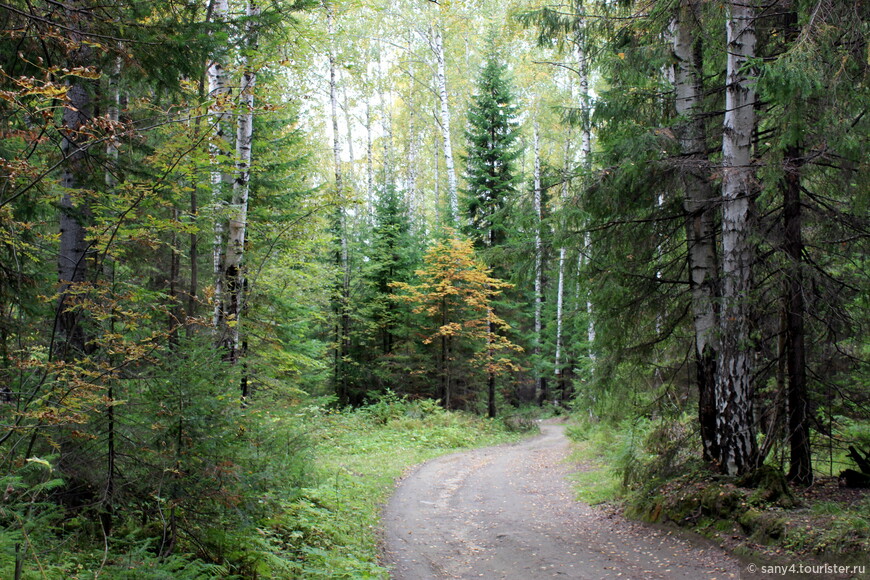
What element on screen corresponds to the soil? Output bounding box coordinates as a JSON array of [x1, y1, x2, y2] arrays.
[[382, 420, 756, 579]]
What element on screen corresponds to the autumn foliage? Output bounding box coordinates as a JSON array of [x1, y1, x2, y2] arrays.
[[391, 232, 522, 410]]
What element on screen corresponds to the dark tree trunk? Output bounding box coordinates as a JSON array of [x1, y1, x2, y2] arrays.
[[697, 346, 719, 463], [57, 12, 94, 358], [783, 146, 812, 485], [488, 319, 496, 418]]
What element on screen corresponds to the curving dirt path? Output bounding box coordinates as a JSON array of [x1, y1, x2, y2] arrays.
[[382, 422, 747, 579]]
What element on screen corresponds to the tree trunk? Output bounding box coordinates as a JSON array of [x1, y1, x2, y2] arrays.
[[783, 145, 812, 484], [224, 0, 259, 372], [533, 124, 547, 405], [208, 0, 230, 337], [717, 0, 758, 476], [431, 26, 458, 225], [487, 314, 496, 418], [440, 296, 450, 408], [365, 100, 374, 218], [327, 1, 350, 404], [57, 17, 94, 358], [554, 129, 572, 400], [405, 33, 420, 227], [376, 41, 394, 187], [671, 0, 720, 464], [433, 125, 441, 220], [573, 1, 594, 357]]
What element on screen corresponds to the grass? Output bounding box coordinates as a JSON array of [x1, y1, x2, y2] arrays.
[[0, 394, 532, 579], [265, 395, 531, 578], [562, 413, 870, 569], [566, 438, 624, 505]]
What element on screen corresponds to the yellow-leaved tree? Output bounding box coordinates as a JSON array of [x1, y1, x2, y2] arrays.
[[391, 231, 522, 416]]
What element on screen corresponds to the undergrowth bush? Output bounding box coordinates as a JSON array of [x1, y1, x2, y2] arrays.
[[1, 387, 522, 578], [234, 394, 523, 578]]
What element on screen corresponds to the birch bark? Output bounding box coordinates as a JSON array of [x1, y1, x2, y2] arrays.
[[365, 100, 374, 217], [574, 2, 594, 354], [208, 0, 230, 333], [224, 0, 260, 371], [554, 130, 571, 399], [671, 0, 720, 463], [717, 0, 758, 475], [533, 123, 546, 404], [431, 26, 458, 225]]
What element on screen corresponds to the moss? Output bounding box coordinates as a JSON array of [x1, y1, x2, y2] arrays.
[[625, 493, 664, 522], [739, 508, 785, 544], [738, 465, 796, 508], [660, 491, 701, 523], [699, 483, 745, 518]]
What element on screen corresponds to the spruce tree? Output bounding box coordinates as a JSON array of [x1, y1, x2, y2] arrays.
[[462, 51, 522, 253]]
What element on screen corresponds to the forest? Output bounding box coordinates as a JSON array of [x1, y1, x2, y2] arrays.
[[0, 0, 868, 577]]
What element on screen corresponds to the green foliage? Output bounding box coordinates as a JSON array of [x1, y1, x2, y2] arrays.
[[0, 0, 867, 574], [462, 49, 523, 252], [242, 398, 523, 578], [391, 233, 524, 411], [564, 418, 625, 505], [342, 184, 423, 401]]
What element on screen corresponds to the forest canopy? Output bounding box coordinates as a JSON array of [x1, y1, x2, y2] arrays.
[[0, 0, 867, 575]]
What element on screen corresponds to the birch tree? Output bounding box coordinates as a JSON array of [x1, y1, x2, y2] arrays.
[[209, 0, 231, 334], [430, 25, 459, 225], [670, 0, 720, 463], [532, 123, 546, 403], [554, 128, 571, 398], [223, 0, 260, 377], [717, 0, 758, 475]]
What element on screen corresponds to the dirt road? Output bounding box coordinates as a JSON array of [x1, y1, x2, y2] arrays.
[[382, 422, 746, 579]]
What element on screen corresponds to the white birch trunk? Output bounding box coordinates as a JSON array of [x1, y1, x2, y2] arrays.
[[672, 0, 718, 354], [377, 44, 394, 186], [406, 34, 420, 226], [574, 5, 594, 354], [365, 100, 374, 218], [224, 0, 259, 364], [327, 6, 342, 196], [433, 127, 441, 217], [208, 0, 230, 332], [671, 0, 720, 462], [554, 132, 571, 386], [583, 231, 595, 348], [717, 0, 758, 475], [431, 26, 458, 225], [533, 123, 545, 402]]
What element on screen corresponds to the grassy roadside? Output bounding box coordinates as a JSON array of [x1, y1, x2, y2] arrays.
[[267, 395, 534, 578], [564, 417, 870, 573]]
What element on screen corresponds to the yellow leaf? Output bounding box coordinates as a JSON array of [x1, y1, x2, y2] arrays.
[[26, 457, 53, 472]]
